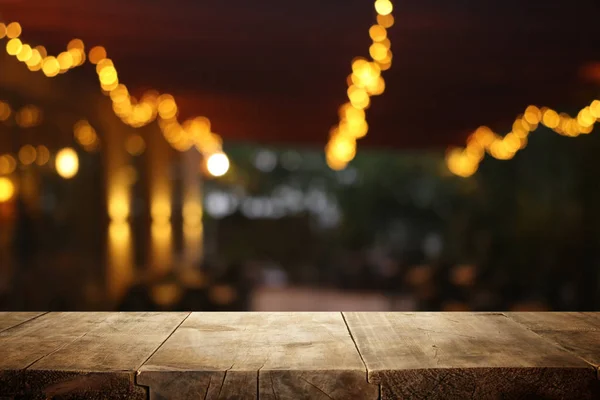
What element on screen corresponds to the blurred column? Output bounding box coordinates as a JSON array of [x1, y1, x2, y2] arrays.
[[101, 105, 134, 303], [182, 150, 204, 267], [147, 123, 173, 273]]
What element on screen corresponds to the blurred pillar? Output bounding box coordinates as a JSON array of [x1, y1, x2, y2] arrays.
[[100, 103, 134, 303], [181, 150, 204, 267], [147, 124, 173, 274]]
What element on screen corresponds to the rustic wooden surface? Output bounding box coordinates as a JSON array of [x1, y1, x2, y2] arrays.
[[1, 312, 599, 399], [0, 312, 189, 399], [506, 312, 600, 373], [343, 312, 600, 399], [0, 312, 45, 333], [138, 312, 377, 399]]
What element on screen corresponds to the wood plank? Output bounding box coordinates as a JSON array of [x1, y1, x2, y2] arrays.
[[24, 312, 190, 399], [0, 312, 111, 398], [138, 312, 377, 399], [506, 312, 600, 331], [0, 312, 46, 333], [344, 312, 600, 399], [506, 312, 600, 371]]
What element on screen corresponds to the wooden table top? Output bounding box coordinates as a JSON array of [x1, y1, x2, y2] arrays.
[[0, 312, 599, 399]]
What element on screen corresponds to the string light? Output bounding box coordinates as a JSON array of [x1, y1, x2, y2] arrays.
[[446, 101, 600, 177], [55, 147, 79, 179], [0, 177, 15, 202], [326, 1, 394, 170], [206, 152, 230, 177], [0, 20, 229, 176]]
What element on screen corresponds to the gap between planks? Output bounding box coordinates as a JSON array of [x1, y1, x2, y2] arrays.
[[134, 312, 192, 394], [0, 312, 48, 334], [341, 311, 381, 399]]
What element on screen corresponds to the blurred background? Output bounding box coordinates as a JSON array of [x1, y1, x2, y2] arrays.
[[0, 0, 599, 312]]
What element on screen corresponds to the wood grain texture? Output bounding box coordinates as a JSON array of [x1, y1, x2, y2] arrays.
[[0, 312, 45, 333], [506, 312, 600, 331], [2, 312, 189, 399], [344, 312, 600, 399], [506, 312, 600, 371], [138, 312, 377, 400], [0, 312, 111, 397]]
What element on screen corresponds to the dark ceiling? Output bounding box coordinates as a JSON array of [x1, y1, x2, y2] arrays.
[[2, 0, 600, 149]]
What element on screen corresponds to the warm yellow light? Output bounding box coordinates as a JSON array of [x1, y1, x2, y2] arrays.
[[125, 134, 146, 156], [376, 13, 395, 28], [6, 22, 22, 39], [88, 46, 107, 64], [57, 51, 74, 71], [16, 44, 32, 62], [542, 109, 560, 128], [369, 43, 388, 61], [206, 152, 230, 177], [36, 145, 50, 166], [327, 135, 356, 162], [326, 157, 347, 171], [26, 49, 42, 67], [577, 107, 595, 127], [157, 95, 178, 119], [347, 86, 370, 109], [0, 101, 11, 121], [96, 58, 114, 74], [524, 105, 542, 125], [74, 120, 99, 148], [55, 148, 79, 179], [590, 100, 600, 119], [109, 195, 130, 222], [369, 25, 387, 42], [18, 145, 36, 165], [35, 45, 47, 58], [183, 202, 203, 227], [0, 155, 17, 175], [68, 48, 84, 66], [0, 177, 15, 203], [109, 221, 131, 242], [6, 38, 23, 56], [375, 0, 393, 16], [446, 149, 478, 178], [151, 201, 172, 224], [99, 66, 118, 85], [67, 38, 85, 50], [0, 23, 6, 39], [42, 56, 60, 77]]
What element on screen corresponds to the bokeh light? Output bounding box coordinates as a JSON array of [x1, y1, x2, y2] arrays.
[[374, 0, 393, 15], [0, 177, 15, 203], [0, 155, 17, 175], [55, 148, 79, 179], [5, 22, 22, 39], [18, 145, 36, 165], [88, 46, 107, 64], [125, 134, 146, 156], [206, 153, 230, 177]]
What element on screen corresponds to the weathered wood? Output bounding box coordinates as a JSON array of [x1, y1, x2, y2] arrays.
[[506, 312, 600, 331], [0, 312, 45, 333], [506, 312, 600, 372], [343, 312, 600, 399], [2, 312, 599, 399], [0, 312, 111, 398], [1, 312, 189, 399], [138, 312, 377, 399]]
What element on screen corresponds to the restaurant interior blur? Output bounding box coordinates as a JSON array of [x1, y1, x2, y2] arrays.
[[1, 0, 599, 312]]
